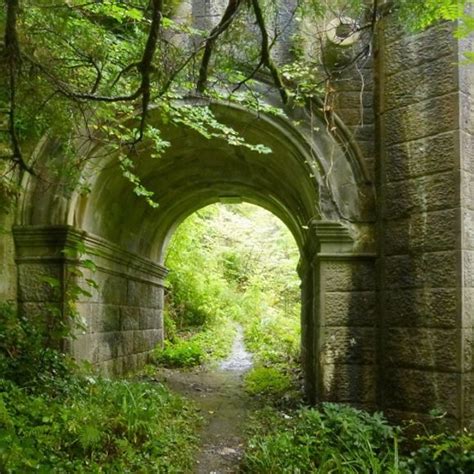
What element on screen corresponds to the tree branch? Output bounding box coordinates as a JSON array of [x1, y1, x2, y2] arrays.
[[196, 0, 243, 94], [251, 0, 290, 105]]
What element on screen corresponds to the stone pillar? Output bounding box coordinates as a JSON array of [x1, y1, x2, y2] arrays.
[[376, 18, 473, 428], [310, 221, 377, 408], [14, 225, 167, 375]]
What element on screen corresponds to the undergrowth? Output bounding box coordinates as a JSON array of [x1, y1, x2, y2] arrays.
[[241, 404, 474, 474], [0, 303, 200, 473]]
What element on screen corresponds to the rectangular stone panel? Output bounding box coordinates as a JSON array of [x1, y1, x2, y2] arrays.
[[139, 307, 162, 330], [384, 131, 457, 183], [100, 273, 128, 306], [383, 288, 458, 328], [383, 171, 459, 220], [120, 306, 141, 331], [463, 289, 474, 328], [127, 279, 164, 308], [383, 93, 458, 146], [323, 261, 375, 292], [382, 368, 459, 417], [17, 263, 62, 303], [321, 327, 375, 365], [384, 252, 458, 289], [383, 327, 460, 371], [464, 372, 474, 430], [321, 363, 376, 404], [384, 23, 455, 77], [464, 251, 474, 288], [463, 209, 474, 250], [324, 291, 375, 326], [384, 55, 457, 112], [383, 209, 458, 256], [461, 130, 474, 175]]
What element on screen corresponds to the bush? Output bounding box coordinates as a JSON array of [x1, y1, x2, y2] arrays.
[[242, 404, 401, 473], [244, 367, 292, 398], [406, 430, 474, 473], [154, 339, 205, 368]]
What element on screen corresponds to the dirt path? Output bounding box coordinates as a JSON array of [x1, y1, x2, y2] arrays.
[[154, 327, 254, 473]]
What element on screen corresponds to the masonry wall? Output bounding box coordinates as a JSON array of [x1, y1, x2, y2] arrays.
[[459, 35, 474, 429], [317, 257, 377, 409], [377, 20, 469, 427], [14, 227, 165, 375]]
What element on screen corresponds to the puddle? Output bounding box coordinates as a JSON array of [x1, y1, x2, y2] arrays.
[[154, 324, 254, 473]]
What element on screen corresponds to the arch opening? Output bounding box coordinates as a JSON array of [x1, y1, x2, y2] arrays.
[[161, 202, 302, 373]]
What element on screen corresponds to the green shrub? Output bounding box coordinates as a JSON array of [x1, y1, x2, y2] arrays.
[[154, 339, 205, 367], [242, 404, 401, 473], [406, 430, 474, 473], [244, 366, 292, 398]]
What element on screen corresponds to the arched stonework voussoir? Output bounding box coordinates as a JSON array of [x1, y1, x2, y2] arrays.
[[67, 96, 375, 261]]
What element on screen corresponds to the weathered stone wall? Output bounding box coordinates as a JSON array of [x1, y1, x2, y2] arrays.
[[376, 20, 471, 427], [14, 226, 166, 375], [0, 210, 17, 302], [317, 257, 376, 409], [459, 35, 474, 429]]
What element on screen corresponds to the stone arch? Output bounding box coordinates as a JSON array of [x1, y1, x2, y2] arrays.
[[13, 95, 376, 403]]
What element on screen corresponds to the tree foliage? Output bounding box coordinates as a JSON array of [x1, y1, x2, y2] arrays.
[[1, 0, 470, 204]]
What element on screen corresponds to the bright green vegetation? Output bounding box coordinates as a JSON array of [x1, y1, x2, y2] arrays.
[[154, 203, 301, 381], [241, 404, 474, 473], [0, 303, 200, 473], [243, 367, 293, 399]]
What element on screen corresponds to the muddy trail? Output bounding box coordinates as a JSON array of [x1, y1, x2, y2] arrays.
[[154, 326, 254, 473]]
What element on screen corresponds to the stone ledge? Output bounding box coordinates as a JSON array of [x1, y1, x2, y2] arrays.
[[13, 225, 168, 283]]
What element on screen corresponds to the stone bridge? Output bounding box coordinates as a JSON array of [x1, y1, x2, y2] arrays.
[[0, 6, 473, 429]]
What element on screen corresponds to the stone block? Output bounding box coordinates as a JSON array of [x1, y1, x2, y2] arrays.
[[463, 327, 473, 372], [18, 263, 62, 302], [384, 131, 457, 183], [382, 368, 459, 417], [384, 23, 455, 77], [384, 328, 459, 371], [127, 280, 164, 308], [384, 252, 458, 289], [463, 289, 474, 328], [321, 327, 375, 365], [383, 209, 458, 256], [321, 363, 375, 404], [461, 131, 474, 175], [120, 306, 140, 330], [120, 330, 135, 356], [82, 303, 121, 333], [323, 261, 375, 292], [463, 209, 474, 250], [464, 251, 474, 288], [464, 372, 474, 429], [383, 172, 458, 220], [460, 92, 474, 136], [139, 307, 162, 330], [383, 93, 458, 146], [100, 274, 128, 306], [324, 291, 375, 326], [134, 329, 155, 353], [384, 54, 457, 111], [383, 288, 458, 328]]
